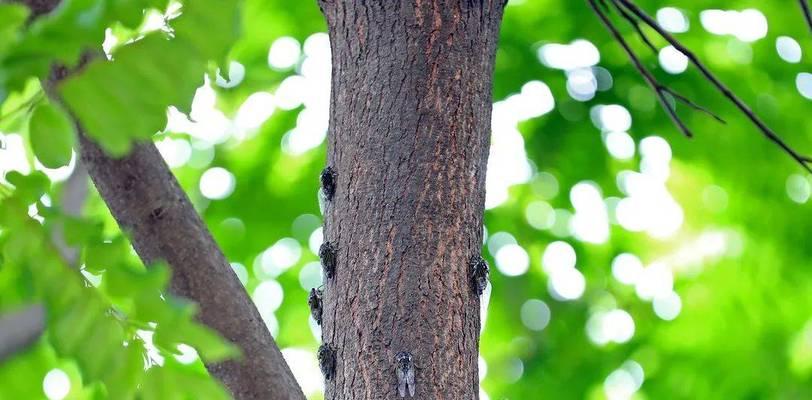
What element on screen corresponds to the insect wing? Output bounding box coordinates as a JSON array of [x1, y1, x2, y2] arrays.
[[406, 368, 415, 397]]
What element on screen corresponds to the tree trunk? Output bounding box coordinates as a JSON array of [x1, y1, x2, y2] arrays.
[[317, 1, 504, 399]]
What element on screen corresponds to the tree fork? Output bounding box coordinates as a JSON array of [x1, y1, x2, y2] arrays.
[[19, 1, 305, 398], [317, 1, 504, 398]]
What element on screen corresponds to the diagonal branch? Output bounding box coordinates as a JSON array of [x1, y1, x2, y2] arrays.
[[588, 0, 695, 137], [0, 304, 45, 362], [659, 87, 724, 123], [51, 161, 88, 267], [18, 0, 305, 398], [801, 0, 812, 33], [612, 0, 812, 173], [607, 0, 725, 124], [611, 0, 658, 55]]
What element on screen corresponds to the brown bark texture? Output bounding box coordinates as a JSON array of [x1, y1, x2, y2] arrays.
[[19, 1, 305, 398], [78, 137, 304, 400], [318, 1, 504, 399]]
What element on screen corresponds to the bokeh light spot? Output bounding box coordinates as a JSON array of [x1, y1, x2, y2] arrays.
[[653, 291, 682, 320], [520, 299, 551, 331], [43, 369, 70, 400], [495, 244, 530, 277], [268, 36, 301, 70], [776, 36, 802, 63], [657, 7, 689, 33], [200, 167, 236, 200]]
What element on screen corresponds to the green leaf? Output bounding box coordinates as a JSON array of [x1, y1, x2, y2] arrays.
[[74, 316, 126, 380], [0, 78, 42, 132], [176, 324, 240, 363], [104, 338, 146, 399], [0, 0, 170, 100], [60, 33, 204, 155], [106, 262, 169, 298], [0, 340, 59, 399], [0, 4, 29, 56], [58, 0, 241, 156], [84, 237, 130, 273], [174, 0, 241, 63], [141, 359, 230, 400], [29, 102, 76, 168], [4, 171, 50, 205], [50, 291, 105, 355], [62, 216, 104, 246]]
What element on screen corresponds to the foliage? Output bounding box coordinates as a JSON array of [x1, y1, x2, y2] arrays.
[[0, 0, 240, 399], [1, 0, 812, 399], [0, 171, 236, 399]]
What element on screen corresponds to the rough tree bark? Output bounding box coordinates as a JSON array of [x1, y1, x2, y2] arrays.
[[20, 1, 305, 399], [77, 137, 304, 400], [317, 1, 504, 398]]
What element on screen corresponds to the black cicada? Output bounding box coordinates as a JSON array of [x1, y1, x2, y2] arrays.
[[308, 287, 323, 325], [318, 343, 337, 380], [469, 254, 489, 296], [320, 166, 337, 201], [319, 241, 337, 279]]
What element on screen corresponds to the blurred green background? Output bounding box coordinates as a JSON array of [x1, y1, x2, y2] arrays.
[[2, 0, 812, 399]]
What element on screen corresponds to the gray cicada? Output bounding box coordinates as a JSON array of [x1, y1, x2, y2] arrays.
[[395, 351, 416, 397]]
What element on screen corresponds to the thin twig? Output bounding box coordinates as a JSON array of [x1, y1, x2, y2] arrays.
[[614, 0, 812, 173], [608, 0, 725, 123], [588, 0, 693, 137], [611, 0, 658, 55], [801, 0, 812, 33], [661, 88, 725, 123]]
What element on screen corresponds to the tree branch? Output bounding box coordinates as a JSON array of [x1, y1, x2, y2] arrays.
[[801, 0, 812, 33], [0, 304, 45, 362], [609, 0, 812, 173], [13, 0, 59, 18], [77, 136, 305, 400], [588, 0, 694, 137], [605, 0, 727, 125], [610, 0, 658, 55], [51, 161, 88, 266], [15, 0, 305, 398]]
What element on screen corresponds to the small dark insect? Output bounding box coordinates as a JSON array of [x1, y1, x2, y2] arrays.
[[320, 166, 337, 201], [308, 287, 324, 325], [318, 343, 337, 380], [319, 241, 337, 279], [395, 351, 416, 398], [469, 254, 489, 296]]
